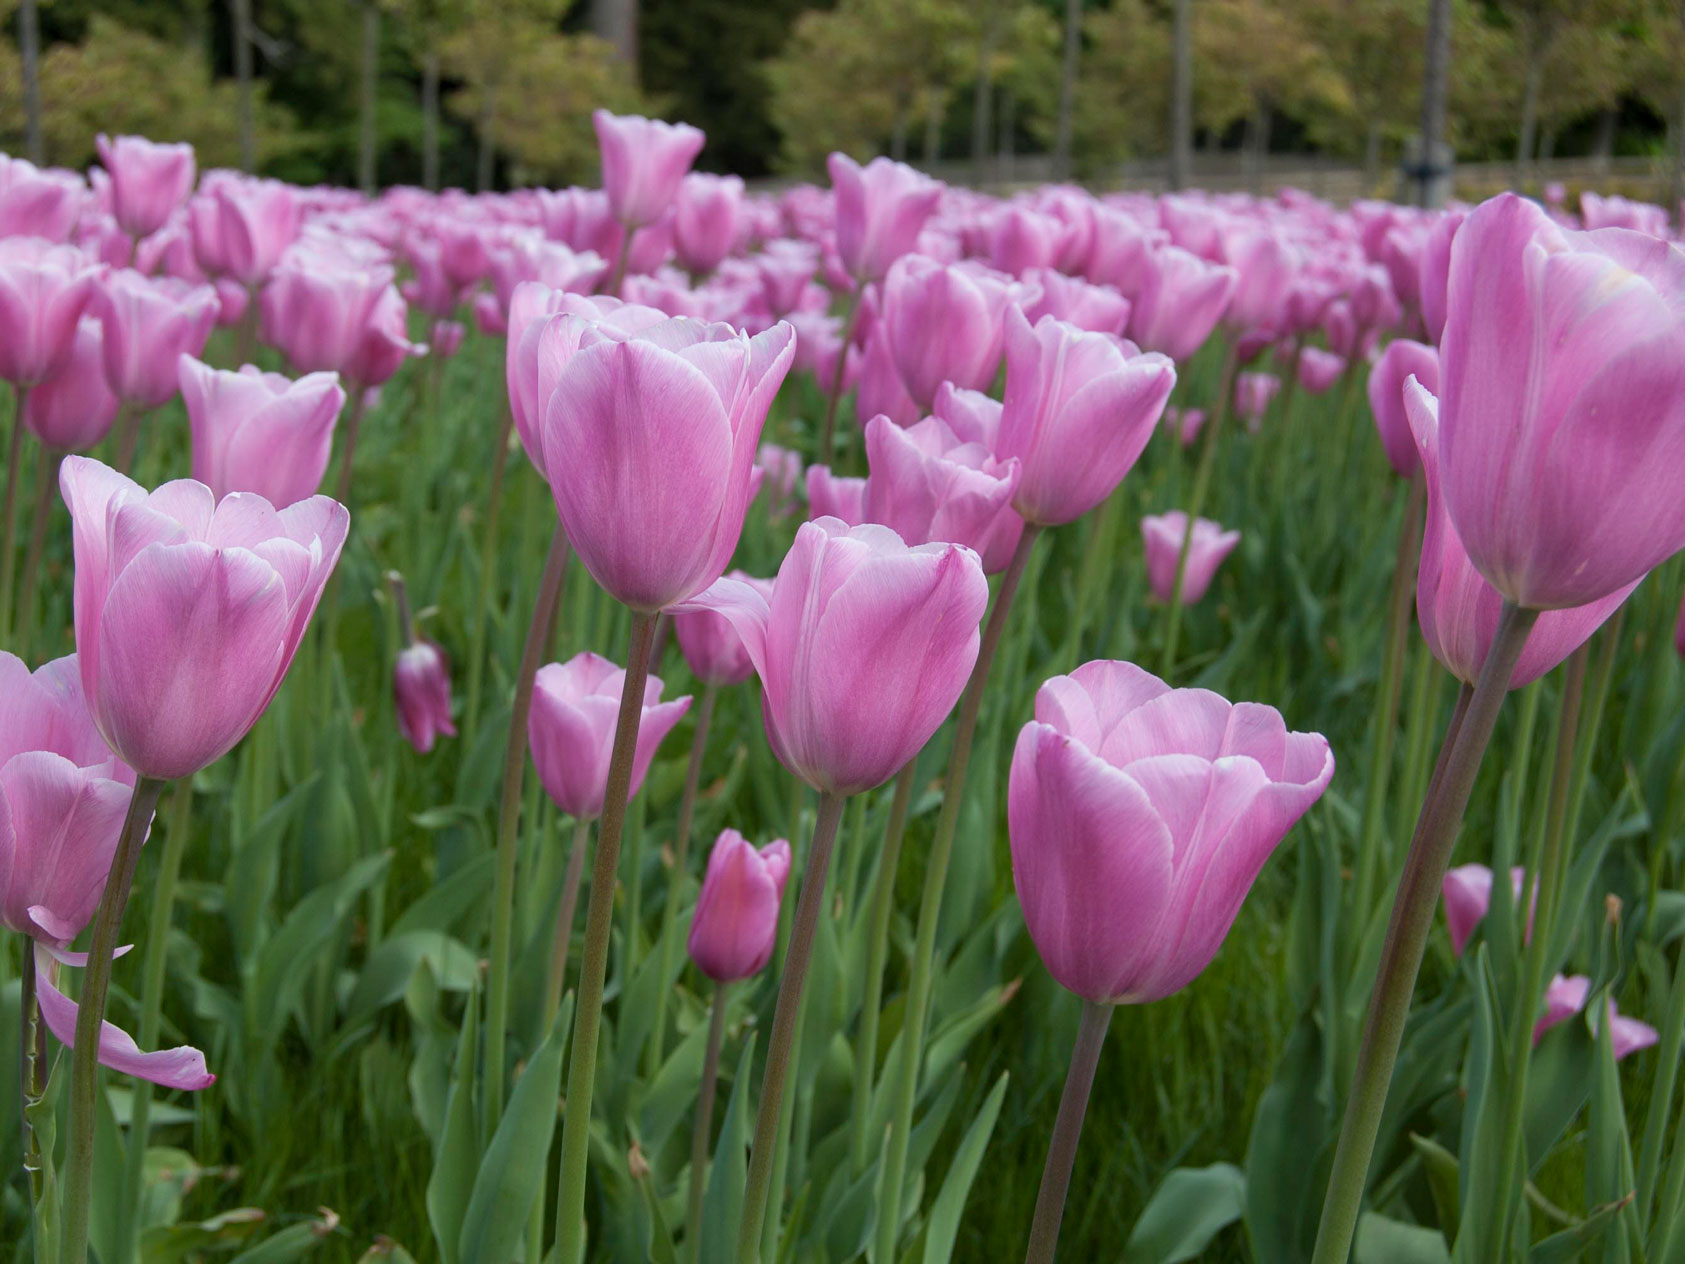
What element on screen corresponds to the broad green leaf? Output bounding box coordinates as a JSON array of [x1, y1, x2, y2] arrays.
[[1355, 1212, 1451, 1264], [1122, 1162, 1246, 1264], [1528, 1196, 1634, 1264], [341, 930, 479, 1031], [923, 1073, 1010, 1264], [700, 1033, 757, 1264], [427, 987, 481, 1264]]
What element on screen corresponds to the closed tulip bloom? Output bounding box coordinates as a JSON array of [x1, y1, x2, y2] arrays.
[[0, 238, 102, 386], [1367, 338, 1440, 478], [180, 356, 344, 506], [674, 173, 746, 274], [1441, 863, 1527, 956], [988, 205, 1067, 275], [1417, 209, 1464, 344], [1533, 975, 1659, 1059], [1130, 246, 1238, 362], [0, 155, 85, 241], [95, 135, 195, 240], [673, 571, 776, 687], [1010, 660, 1333, 1004], [805, 465, 866, 524], [863, 414, 1024, 573], [1220, 229, 1296, 337], [828, 153, 942, 283], [1437, 193, 1685, 610], [94, 271, 219, 409], [394, 640, 456, 754], [1233, 371, 1280, 428], [594, 110, 706, 228], [687, 830, 792, 982], [854, 327, 922, 427], [1406, 379, 1634, 689], [23, 319, 121, 451], [1295, 346, 1345, 394], [1141, 512, 1240, 604], [756, 239, 819, 318], [1021, 268, 1131, 335], [933, 381, 1004, 451], [881, 255, 1019, 407], [59, 457, 349, 780], [260, 262, 423, 386], [680, 519, 989, 795], [212, 179, 301, 286], [540, 315, 795, 611], [528, 652, 691, 819], [997, 308, 1176, 526]]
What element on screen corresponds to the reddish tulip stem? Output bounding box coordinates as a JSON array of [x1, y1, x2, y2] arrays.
[[555, 609, 660, 1260], [15, 447, 63, 658], [607, 228, 634, 298], [1025, 1000, 1113, 1264], [1311, 602, 1539, 1264], [686, 980, 731, 1264], [817, 288, 863, 462], [0, 385, 31, 639], [20, 936, 45, 1208], [874, 523, 1043, 1261], [112, 404, 143, 476], [544, 814, 593, 1025], [60, 775, 167, 1264], [332, 387, 370, 512], [735, 789, 848, 1261], [386, 570, 416, 644], [483, 525, 571, 1141], [464, 403, 516, 737]]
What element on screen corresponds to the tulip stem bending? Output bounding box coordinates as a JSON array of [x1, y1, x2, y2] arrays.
[[735, 789, 848, 1261], [60, 775, 167, 1264], [1311, 601, 1539, 1264], [0, 385, 31, 639], [484, 525, 570, 1142], [1025, 1000, 1113, 1264], [874, 523, 1043, 1261], [555, 609, 660, 1261], [817, 289, 863, 462], [686, 980, 731, 1264]]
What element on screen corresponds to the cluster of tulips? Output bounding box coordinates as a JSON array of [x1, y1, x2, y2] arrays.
[[1, 107, 1684, 1264]]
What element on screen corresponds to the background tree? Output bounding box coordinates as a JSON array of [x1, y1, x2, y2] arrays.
[[1071, 0, 1171, 175], [1301, 0, 1426, 186]]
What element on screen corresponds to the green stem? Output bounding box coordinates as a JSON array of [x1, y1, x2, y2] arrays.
[[1394, 637, 1444, 850], [1639, 937, 1685, 1229], [817, 289, 863, 464], [554, 609, 660, 1261], [484, 525, 570, 1142], [114, 782, 193, 1264], [332, 387, 370, 513], [0, 385, 31, 639], [849, 760, 915, 1174], [1159, 341, 1240, 678], [874, 523, 1043, 1262], [112, 404, 142, 476], [1024, 1000, 1113, 1264], [1063, 489, 1122, 673], [20, 934, 44, 1206], [686, 981, 731, 1264], [1491, 644, 1587, 1263], [59, 776, 167, 1264], [545, 815, 593, 1024], [1310, 602, 1539, 1264], [465, 405, 515, 738], [734, 789, 848, 1261], [648, 683, 718, 1077], [15, 446, 60, 659]]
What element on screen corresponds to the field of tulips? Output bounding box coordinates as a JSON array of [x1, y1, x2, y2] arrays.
[[2, 115, 1685, 1264]]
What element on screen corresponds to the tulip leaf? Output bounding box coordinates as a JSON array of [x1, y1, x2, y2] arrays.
[[388, 851, 496, 938], [1525, 1017, 1595, 1172], [227, 1222, 330, 1264], [341, 930, 479, 1032], [700, 1033, 757, 1264], [1527, 1196, 1634, 1264], [1121, 1161, 1246, 1264], [639, 1012, 711, 1156], [427, 986, 480, 1264], [1245, 1011, 1330, 1264], [1354, 1212, 1451, 1264], [923, 1073, 1010, 1264], [1408, 1134, 1462, 1245]]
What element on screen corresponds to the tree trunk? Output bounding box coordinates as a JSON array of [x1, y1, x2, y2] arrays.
[[230, 0, 255, 172], [998, 87, 1016, 185], [358, 1, 380, 196], [1052, 0, 1081, 181], [1245, 102, 1270, 193], [1363, 118, 1382, 189], [890, 97, 910, 162], [476, 80, 498, 192], [18, 0, 43, 164], [592, 0, 639, 74], [1514, 23, 1544, 192], [1590, 107, 1616, 172], [1416, 0, 1452, 207], [1671, 72, 1685, 235], [1169, 0, 1192, 190], [1537, 127, 1556, 162], [970, 26, 997, 187], [422, 48, 441, 191], [923, 90, 943, 165]]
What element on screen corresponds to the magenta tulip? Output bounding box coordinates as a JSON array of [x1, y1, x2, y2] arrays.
[[679, 518, 988, 795], [997, 308, 1176, 526], [1295, 346, 1345, 394], [59, 457, 348, 780], [259, 260, 423, 387], [1233, 371, 1280, 427], [1010, 660, 1333, 1003], [805, 465, 867, 525], [528, 651, 691, 819], [1534, 975, 1659, 1059], [95, 135, 194, 241], [209, 178, 301, 287], [593, 110, 705, 228], [1141, 512, 1240, 604], [395, 640, 456, 755], [1437, 193, 1685, 610], [1417, 209, 1464, 344], [0, 238, 102, 386], [1441, 863, 1527, 956], [674, 173, 746, 275], [1130, 245, 1238, 362], [1367, 339, 1440, 479], [537, 314, 794, 611], [23, 319, 121, 451], [1220, 229, 1296, 337], [933, 382, 1004, 451], [1021, 268, 1131, 336], [673, 571, 776, 687], [0, 155, 85, 241], [863, 414, 1024, 573], [880, 255, 1020, 407], [828, 153, 942, 283], [853, 327, 921, 428], [988, 205, 1067, 276], [180, 356, 344, 507], [687, 830, 792, 982], [93, 270, 219, 409], [1162, 406, 1206, 449]]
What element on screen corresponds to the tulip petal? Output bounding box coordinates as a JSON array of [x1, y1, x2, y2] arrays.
[[35, 953, 214, 1090]]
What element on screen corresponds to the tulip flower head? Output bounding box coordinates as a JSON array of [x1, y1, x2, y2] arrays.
[[1441, 863, 1528, 956], [687, 829, 792, 982], [394, 640, 457, 755], [0, 238, 102, 387], [828, 153, 942, 283], [862, 414, 1024, 573], [593, 110, 706, 229], [673, 571, 776, 687], [1533, 974, 1659, 1059], [95, 134, 195, 241], [1141, 512, 1240, 604], [180, 357, 345, 507], [22, 318, 121, 451]]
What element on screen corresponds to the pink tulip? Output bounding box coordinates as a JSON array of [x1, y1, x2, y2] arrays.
[[260, 261, 424, 387], [687, 830, 792, 982], [594, 110, 706, 228], [998, 308, 1175, 526], [180, 356, 345, 507], [863, 414, 1024, 573], [853, 327, 921, 427], [93, 270, 218, 409], [430, 319, 466, 360], [1533, 975, 1659, 1059], [1141, 512, 1240, 604], [538, 315, 793, 611], [754, 442, 804, 517], [34, 948, 214, 1090], [1010, 660, 1333, 1003], [473, 291, 506, 336], [1367, 339, 1440, 479], [1437, 193, 1685, 610], [1130, 246, 1238, 361], [1295, 347, 1345, 394], [58, 457, 349, 779], [394, 640, 456, 755], [880, 256, 1019, 407], [987, 205, 1067, 275], [1441, 863, 1527, 956], [213, 278, 249, 328], [1162, 407, 1206, 449], [95, 135, 195, 241], [0, 156, 85, 241], [528, 651, 691, 819], [0, 238, 102, 386], [1417, 210, 1464, 344], [1233, 371, 1280, 427], [674, 173, 746, 275], [805, 465, 867, 524], [1085, 207, 1164, 296], [756, 239, 819, 318], [209, 178, 301, 286], [933, 382, 1004, 451], [1220, 229, 1296, 337], [23, 319, 121, 451], [487, 234, 607, 313], [678, 518, 988, 795], [828, 153, 942, 283], [673, 571, 776, 687], [1021, 268, 1131, 335], [1405, 379, 1634, 689]]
